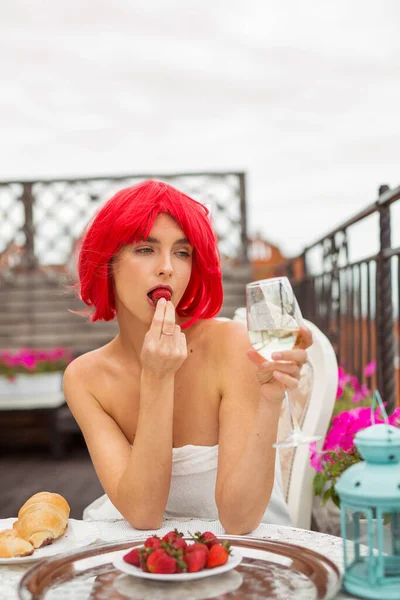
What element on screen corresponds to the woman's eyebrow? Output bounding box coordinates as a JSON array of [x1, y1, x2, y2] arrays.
[[144, 236, 191, 245]]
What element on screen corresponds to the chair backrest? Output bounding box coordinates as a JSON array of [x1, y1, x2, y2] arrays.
[[284, 319, 338, 529], [229, 309, 338, 529]]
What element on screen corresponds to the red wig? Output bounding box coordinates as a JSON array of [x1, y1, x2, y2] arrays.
[[77, 180, 223, 329]]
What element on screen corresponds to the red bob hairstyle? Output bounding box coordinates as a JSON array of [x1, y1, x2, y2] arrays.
[[77, 180, 223, 329]]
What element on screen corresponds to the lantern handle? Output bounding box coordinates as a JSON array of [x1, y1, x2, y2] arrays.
[[371, 390, 389, 425]]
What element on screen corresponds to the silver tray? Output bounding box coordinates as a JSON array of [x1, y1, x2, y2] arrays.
[[19, 535, 342, 599]]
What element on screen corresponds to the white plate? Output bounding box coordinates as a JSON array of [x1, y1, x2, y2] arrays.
[[113, 547, 243, 581], [0, 518, 99, 564]]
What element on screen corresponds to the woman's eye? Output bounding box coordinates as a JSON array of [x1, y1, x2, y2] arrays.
[[176, 251, 191, 258], [136, 247, 153, 254]]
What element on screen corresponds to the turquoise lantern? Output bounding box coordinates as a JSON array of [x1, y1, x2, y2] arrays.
[[335, 391, 400, 599]]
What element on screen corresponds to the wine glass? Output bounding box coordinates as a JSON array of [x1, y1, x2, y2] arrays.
[[246, 276, 321, 448]]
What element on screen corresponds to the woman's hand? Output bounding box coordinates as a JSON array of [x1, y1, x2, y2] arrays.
[[247, 326, 312, 404], [140, 298, 187, 377]]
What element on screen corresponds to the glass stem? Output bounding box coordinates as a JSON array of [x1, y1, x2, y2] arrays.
[[285, 391, 302, 433]]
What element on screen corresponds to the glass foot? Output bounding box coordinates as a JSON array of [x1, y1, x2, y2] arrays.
[[273, 432, 322, 449]]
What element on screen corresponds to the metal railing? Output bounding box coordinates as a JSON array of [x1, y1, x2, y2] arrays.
[[283, 184, 400, 414], [0, 171, 248, 279]]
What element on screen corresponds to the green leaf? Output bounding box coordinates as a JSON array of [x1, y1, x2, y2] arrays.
[[313, 473, 326, 497], [331, 491, 341, 508], [322, 487, 333, 507], [383, 514, 392, 526]]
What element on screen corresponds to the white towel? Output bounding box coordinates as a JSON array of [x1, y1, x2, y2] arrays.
[[83, 444, 291, 526]]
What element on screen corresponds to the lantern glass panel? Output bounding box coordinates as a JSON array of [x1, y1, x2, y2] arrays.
[[381, 511, 400, 579], [344, 509, 372, 568]]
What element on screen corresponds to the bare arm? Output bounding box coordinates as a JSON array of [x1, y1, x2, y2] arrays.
[[64, 299, 187, 529], [215, 321, 310, 534]]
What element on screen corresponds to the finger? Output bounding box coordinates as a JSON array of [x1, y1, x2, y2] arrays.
[[271, 349, 307, 365], [293, 327, 313, 350], [179, 330, 187, 356], [161, 301, 176, 337], [149, 297, 167, 337], [268, 362, 301, 379], [256, 370, 275, 385], [172, 324, 181, 342], [273, 371, 300, 390], [247, 348, 269, 369]]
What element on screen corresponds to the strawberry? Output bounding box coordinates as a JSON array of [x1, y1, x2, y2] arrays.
[[193, 531, 219, 549], [144, 535, 162, 549], [183, 544, 208, 572], [123, 547, 141, 567], [139, 546, 154, 572], [164, 545, 188, 573], [162, 529, 187, 550], [206, 542, 231, 569], [185, 541, 209, 555], [166, 537, 187, 551], [147, 548, 177, 574], [151, 288, 172, 305]]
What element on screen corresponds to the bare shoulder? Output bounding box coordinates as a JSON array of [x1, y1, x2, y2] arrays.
[[192, 318, 251, 360], [63, 344, 114, 399], [64, 349, 99, 384]]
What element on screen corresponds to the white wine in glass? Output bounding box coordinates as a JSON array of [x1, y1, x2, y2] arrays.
[[246, 276, 321, 448]]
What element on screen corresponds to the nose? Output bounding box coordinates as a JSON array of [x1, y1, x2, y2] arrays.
[[157, 252, 173, 277]]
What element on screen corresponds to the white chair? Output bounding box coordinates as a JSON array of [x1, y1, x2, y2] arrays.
[[229, 309, 338, 529], [285, 319, 338, 529]]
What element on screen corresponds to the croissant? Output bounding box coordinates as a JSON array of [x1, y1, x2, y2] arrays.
[[0, 529, 34, 558], [13, 492, 70, 549]]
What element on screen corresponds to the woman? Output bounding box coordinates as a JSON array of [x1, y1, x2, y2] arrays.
[[64, 179, 311, 534]]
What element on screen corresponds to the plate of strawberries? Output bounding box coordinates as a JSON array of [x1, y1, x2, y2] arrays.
[[113, 529, 242, 581]]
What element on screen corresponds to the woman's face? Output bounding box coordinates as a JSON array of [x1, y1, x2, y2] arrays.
[[112, 213, 193, 324]]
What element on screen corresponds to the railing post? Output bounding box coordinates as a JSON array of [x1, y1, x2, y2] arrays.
[[298, 252, 308, 315], [21, 183, 37, 271], [376, 184, 396, 413], [238, 173, 249, 264]]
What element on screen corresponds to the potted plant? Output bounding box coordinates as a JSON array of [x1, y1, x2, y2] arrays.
[[309, 361, 400, 535], [0, 348, 73, 397]]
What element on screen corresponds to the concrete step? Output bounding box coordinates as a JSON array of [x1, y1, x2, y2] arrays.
[[0, 320, 117, 335], [0, 272, 68, 288], [0, 287, 74, 302], [0, 298, 84, 313], [4, 331, 115, 352], [1, 264, 252, 285]]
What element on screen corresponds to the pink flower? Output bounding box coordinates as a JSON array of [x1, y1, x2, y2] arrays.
[[389, 408, 400, 427], [19, 350, 37, 371], [338, 366, 351, 387], [322, 406, 378, 453], [309, 442, 324, 473], [352, 384, 371, 403], [364, 361, 376, 378], [0, 346, 72, 377], [335, 382, 344, 399], [350, 376, 360, 391]]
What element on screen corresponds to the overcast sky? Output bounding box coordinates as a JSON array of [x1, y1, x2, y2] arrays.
[[1, 0, 399, 257]]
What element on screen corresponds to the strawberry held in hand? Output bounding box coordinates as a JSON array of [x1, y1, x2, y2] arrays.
[[149, 287, 172, 305]]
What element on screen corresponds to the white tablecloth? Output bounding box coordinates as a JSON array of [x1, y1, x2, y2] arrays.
[[0, 519, 354, 599]]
